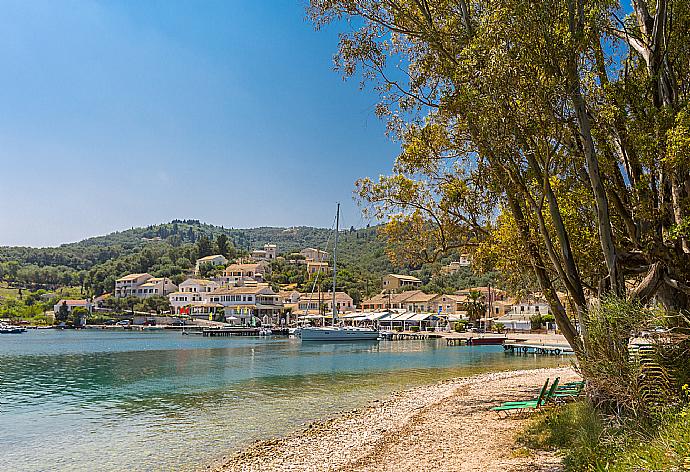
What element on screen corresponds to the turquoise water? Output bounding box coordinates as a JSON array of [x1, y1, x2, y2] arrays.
[[0, 330, 561, 471]]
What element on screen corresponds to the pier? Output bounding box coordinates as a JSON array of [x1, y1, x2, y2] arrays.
[[202, 327, 290, 337], [379, 331, 444, 341], [503, 342, 573, 355]]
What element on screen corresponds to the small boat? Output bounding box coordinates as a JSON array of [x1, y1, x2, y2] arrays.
[[300, 325, 379, 341], [467, 335, 506, 345], [0, 323, 27, 334]]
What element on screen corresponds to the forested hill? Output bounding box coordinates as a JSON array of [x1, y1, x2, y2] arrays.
[[0, 220, 397, 295], [0, 220, 385, 270]]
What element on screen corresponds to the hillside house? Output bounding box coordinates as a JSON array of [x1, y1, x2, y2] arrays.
[[382, 274, 422, 291]]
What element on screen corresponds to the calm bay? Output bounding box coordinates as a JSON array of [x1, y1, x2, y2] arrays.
[[1, 330, 561, 471]]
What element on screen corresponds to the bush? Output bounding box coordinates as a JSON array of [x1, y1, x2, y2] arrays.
[[410, 325, 419, 332], [518, 400, 690, 471], [454, 321, 468, 332]]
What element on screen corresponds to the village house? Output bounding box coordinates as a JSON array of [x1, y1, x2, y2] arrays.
[[382, 274, 423, 291], [494, 301, 550, 331], [297, 291, 354, 314], [251, 243, 278, 261], [306, 261, 329, 276], [300, 247, 329, 262], [360, 290, 422, 311], [168, 279, 220, 315], [114, 273, 153, 297], [401, 291, 438, 313], [194, 254, 228, 275], [132, 277, 177, 298], [53, 299, 92, 314], [205, 284, 283, 325], [215, 261, 270, 285]]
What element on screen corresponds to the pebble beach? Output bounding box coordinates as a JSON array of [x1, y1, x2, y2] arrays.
[[207, 366, 578, 472]]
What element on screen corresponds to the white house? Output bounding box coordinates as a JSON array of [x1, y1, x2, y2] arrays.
[[131, 277, 178, 298], [115, 273, 152, 298], [169, 278, 220, 314], [494, 301, 550, 331], [300, 248, 329, 262], [205, 284, 283, 325], [194, 254, 228, 275], [53, 299, 92, 314], [251, 243, 278, 261]]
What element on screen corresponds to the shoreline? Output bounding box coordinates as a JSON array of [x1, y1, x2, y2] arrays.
[[206, 366, 578, 472]]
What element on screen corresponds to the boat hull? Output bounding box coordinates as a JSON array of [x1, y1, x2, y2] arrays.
[[300, 327, 379, 341], [467, 336, 505, 345]]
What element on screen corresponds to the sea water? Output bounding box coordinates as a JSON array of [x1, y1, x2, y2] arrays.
[[0, 330, 562, 471]]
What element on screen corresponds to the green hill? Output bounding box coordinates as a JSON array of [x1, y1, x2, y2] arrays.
[[0, 220, 492, 300]]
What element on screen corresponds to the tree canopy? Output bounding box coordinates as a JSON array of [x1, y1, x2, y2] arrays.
[[309, 0, 690, 354]]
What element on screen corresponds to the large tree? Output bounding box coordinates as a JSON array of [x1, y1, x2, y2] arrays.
[[309, 0, 690, 355]]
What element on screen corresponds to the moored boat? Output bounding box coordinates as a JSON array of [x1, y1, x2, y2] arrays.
[[300, 325, 379, 341], [0, 323, 28, 334], [300, 203, 379, 343]]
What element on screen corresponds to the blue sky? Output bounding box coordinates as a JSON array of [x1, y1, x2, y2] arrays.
[[0, 1, 398, 247]]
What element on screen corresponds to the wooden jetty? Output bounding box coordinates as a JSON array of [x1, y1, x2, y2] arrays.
[[446, 334, 507, 346], [202, 327, 290, 337], [379, 331, 443, 341], [503, 342, 573, 355]]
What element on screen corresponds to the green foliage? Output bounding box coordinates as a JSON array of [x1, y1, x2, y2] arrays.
[[56, 301, 69, 322], [70, 307, 88, 326], [519, 400, 690, 472], [454, 320, 468, 332]]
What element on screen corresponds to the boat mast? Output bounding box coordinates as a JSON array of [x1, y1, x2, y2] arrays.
[[332, 203, 340, 326]]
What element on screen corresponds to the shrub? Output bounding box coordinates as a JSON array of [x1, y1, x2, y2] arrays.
[[519, 400, 690, 471], [410, 325, 419, 332]]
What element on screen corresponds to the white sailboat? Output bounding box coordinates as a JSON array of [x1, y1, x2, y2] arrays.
[[300, 203, 379, 342]]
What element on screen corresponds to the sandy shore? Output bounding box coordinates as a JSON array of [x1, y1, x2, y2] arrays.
[[206, 366, 578, 472]]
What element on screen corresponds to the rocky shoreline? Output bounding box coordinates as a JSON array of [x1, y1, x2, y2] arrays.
[[205, 366, 577, 472]]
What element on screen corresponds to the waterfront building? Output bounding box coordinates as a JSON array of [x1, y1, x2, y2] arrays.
[[194, 254, 228, 275], [205, 284, 283, 325], [53, 299, 92, 314], [168, 278, 220, 315], [360, 290, 422, 311], [494, 301, 549, 331], [297, 291, 354, 314], [382, 274, 422, 291], [115, 273, 177, 298]]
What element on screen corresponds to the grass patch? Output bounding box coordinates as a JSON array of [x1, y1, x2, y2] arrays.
[[517, 401, 690, 471]]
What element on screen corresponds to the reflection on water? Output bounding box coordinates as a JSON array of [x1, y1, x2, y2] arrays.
[[0, 330, 560, 471]]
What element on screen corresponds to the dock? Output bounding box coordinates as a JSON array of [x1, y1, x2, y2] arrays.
[[445, 333, 507, 346], [503, 342, 573, 355], [379, 331, 444, 341], [201, 327, 289, 337]]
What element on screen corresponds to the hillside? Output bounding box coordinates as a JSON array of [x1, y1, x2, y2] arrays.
[[0, 221, 395, 295], [0, 220, 494, 300]]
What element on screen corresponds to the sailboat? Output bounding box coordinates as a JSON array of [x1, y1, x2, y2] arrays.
[[300, 203, 379, 342]]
